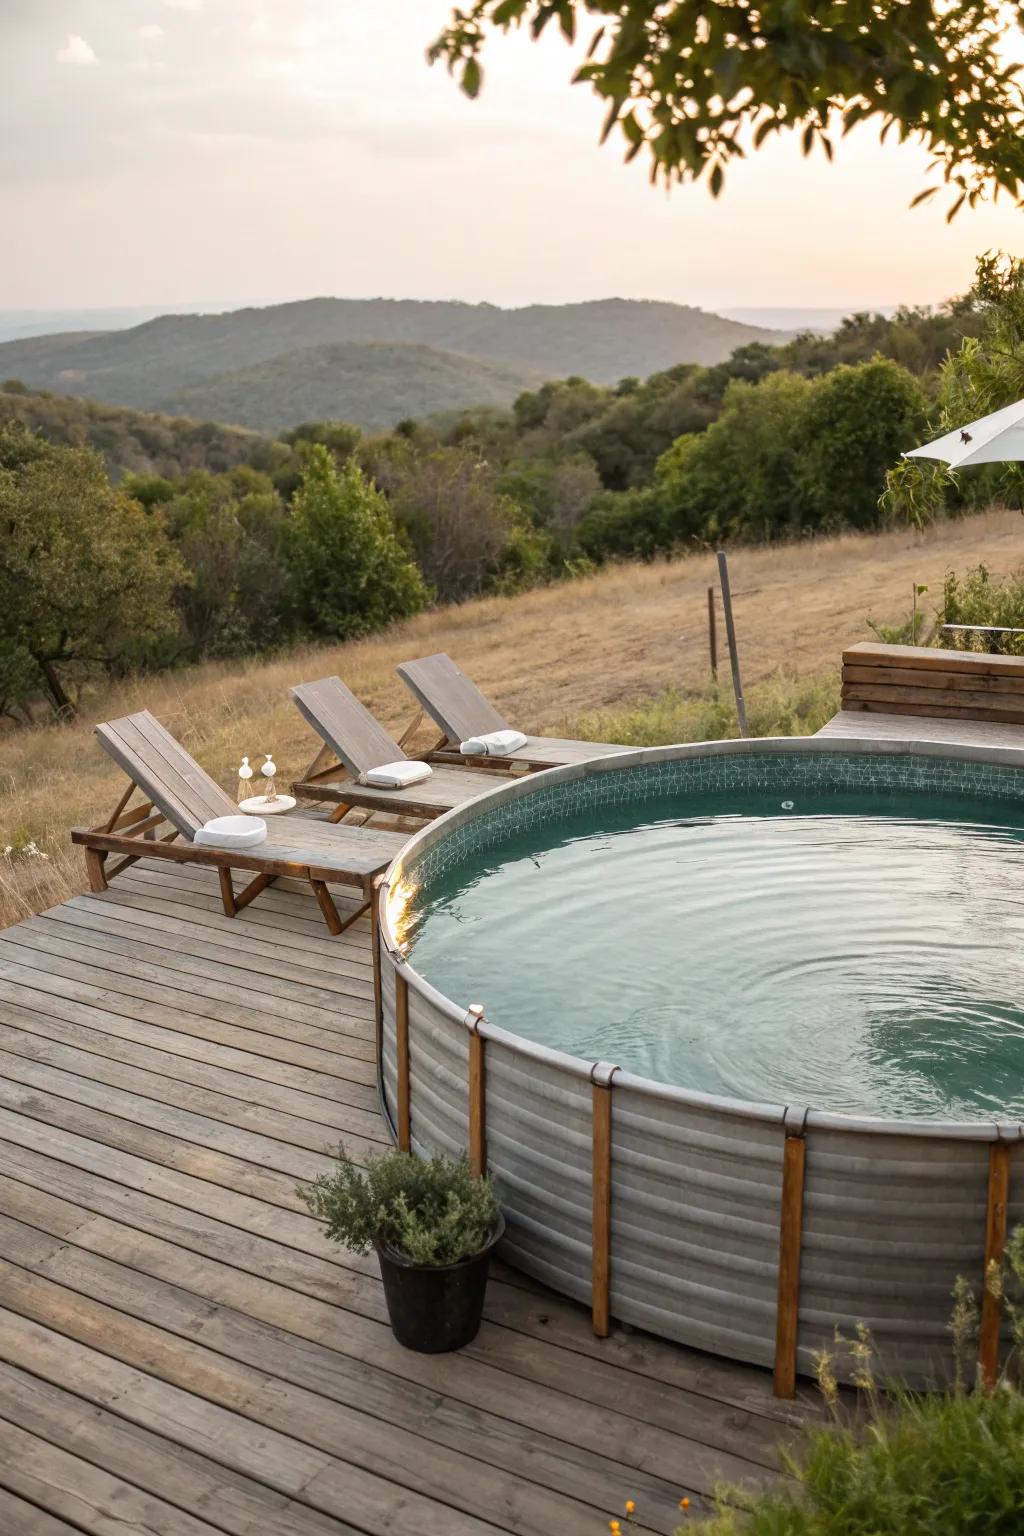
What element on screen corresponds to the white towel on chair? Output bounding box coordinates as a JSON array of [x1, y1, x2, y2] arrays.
[[460, 729, 529, 756], [362, 759, 433, 789]]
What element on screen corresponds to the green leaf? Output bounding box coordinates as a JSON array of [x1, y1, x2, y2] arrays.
[[461, 56, 482, 98]]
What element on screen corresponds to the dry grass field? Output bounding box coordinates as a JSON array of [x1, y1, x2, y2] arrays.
[[3, 505, 1023, 928]]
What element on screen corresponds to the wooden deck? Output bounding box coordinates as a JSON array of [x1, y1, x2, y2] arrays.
[[818, 709, 1024, 750], [0, 860, 814, 1536]]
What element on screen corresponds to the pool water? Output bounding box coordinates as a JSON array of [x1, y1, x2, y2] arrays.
[[405, 787, 1024, 1121]]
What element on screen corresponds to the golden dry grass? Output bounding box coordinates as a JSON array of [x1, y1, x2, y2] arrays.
[[3, 505, 1023, 928]]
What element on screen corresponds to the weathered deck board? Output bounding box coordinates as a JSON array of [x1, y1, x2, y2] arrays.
[[0, 860, 810, 1535]]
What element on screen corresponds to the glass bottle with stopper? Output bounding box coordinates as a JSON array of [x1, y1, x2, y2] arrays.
[[261, 753, 278, 804], [237, 756, 254, 804]]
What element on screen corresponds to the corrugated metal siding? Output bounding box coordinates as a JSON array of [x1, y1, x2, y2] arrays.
[[611, 1085, 785, 1366], [407, 986, 469, 1162], [799, 1124, 989, 1384], [483, 1040, 593, 1302]]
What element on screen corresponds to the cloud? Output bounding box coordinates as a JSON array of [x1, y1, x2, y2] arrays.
[[138, 24, 165, 41], [158, 0, 203, 10], [55, 34, 98, 66]]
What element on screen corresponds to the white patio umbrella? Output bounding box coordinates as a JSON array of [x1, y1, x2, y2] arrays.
[[905, 397, 1024, 469]]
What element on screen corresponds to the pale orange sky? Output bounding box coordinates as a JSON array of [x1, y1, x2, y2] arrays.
[[1, 0, 1023, 313]]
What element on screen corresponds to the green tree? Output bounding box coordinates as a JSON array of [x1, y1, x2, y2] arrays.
[[798, 358, 927, 530], [0, 426, 185, 716], [883, 253, 1024, 525], [386, 443, 546, 601], [154, 468, 294, 658], [287, 446, 427, 639], [655, 370, 814, 544], [430, 1, 1024, 216]]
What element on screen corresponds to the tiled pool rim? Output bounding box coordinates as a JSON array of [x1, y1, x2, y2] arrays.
[[375, 736, 1024, 1389]]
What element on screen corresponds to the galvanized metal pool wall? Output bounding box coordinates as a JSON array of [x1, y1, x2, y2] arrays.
[[375, 737, 1024, 1393]]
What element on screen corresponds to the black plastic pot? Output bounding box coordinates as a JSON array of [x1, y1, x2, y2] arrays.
[[375, 1214, 506, 1352]]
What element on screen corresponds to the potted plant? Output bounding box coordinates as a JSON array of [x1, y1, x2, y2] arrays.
[[301, 1142, 504, 1352]]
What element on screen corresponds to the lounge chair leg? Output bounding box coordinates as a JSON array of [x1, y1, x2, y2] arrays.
[[310, 878, 343, 935], [233, 871, 277, 913], [85, 848, 108, 892], [328, 801, 352, 824], [218, 867, 237, 918]]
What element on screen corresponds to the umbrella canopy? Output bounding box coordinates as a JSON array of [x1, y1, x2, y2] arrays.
[[905, 397, 1024, 469]]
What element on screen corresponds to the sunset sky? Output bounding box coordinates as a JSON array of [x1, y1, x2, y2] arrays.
[[3, 0, 1023, 314]]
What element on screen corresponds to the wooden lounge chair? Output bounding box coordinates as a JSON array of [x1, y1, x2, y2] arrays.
[[71, 710, 405, 935], [290, 676, 507, 820], [396, 652, 630, 768]]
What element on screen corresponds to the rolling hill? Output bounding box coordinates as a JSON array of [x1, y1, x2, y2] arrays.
[[0, 296, 786, 430], [157, 341, 545, 433], [0, 384, 270, 479]]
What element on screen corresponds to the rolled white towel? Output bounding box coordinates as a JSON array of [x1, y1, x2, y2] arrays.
[[362, 759, 433, 789], [459, 729, 529, 756], [194, 815, 268, 850]]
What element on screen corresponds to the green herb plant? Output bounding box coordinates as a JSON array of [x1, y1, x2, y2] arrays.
[[301, 1143, 501, 1266]]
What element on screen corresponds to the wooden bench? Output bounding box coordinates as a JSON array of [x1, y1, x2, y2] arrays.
[[841, 642, 1024, 725]]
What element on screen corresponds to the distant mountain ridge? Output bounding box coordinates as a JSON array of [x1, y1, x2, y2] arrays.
[[159, 342, 545, 434], [0, 297, 787, 432]]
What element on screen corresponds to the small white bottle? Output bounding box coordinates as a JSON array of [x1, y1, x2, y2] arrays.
[[237, 756, 254, 804], [261, 753, 277, 804]]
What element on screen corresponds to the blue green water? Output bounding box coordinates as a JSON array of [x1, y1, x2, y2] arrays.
[[405, 787, 1024, 1120]]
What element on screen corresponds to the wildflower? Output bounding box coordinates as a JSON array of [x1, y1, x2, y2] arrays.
[[679, 1497, 691, 1510], [609, 1522, 621, 1535], [624, 1501, 635, 1515]]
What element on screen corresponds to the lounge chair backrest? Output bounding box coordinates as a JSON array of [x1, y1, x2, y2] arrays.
[[291, 676, 404, 778], [396, 653, 508, 745], [95, 710, 236, 839]]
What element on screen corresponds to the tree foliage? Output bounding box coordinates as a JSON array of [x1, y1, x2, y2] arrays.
[[883, 253, 1024, 526], [286, 445, 428, 639], [430, 0, 1024, 216], [0, 426, 185, 715]]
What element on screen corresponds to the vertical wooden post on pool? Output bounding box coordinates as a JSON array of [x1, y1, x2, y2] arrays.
[[774, 1108, 808, 1399], [466, 1005, 487, 1177], [591, 1062, 619, 1339], [371, 877, 385, 1056], [395, 967, 411, 1153], [979, 1137, 1011, 1388]]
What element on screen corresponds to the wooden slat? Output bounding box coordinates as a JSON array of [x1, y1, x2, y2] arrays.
[[843, 641, 1024, 676], [979, 1141, 1011, 1389], [773, 1134, 806, 1400], [397, 653, 510, 744], [591, 1080, 612, 1340], [395, 971, 411, 1152], [843, 663, 1024, 696], [840, 697, 1024, 725], [291, 676, 405, 778], [843, 682, 1024, 716], [294, 762, 505, 820], [468, 1024, 486, 1178]]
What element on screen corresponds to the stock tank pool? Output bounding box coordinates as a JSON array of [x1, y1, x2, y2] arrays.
[[404, 783, 1024, 1122], [376, 739, 1024, 1387]]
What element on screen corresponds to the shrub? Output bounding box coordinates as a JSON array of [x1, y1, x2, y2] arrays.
[[695, 1385, 1024, 1535], [940, 564, 1024, 654], [300, 1144, 501, 1266], [569, 675, 840, 749], [287, 446, 427, 640]]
